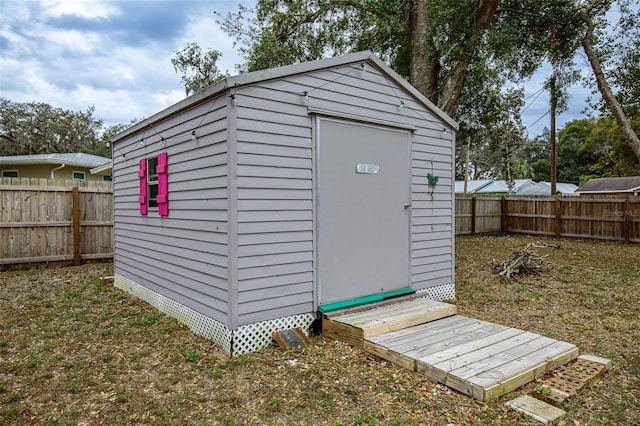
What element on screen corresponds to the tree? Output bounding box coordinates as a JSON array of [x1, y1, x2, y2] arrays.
[[0, 98, 112, 158], [535, 118, 640, 184], [580, 116, 640, 178], [171, 43, 228, 96], [212, 0, 595, 181], [217, 1, 583, 118], [556, 119, 599, 184], [206, 1, 638, 179], [579, 0, 640, 160]]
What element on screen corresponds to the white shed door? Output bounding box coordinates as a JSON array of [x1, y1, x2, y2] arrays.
[[317, 118, 411, 305]]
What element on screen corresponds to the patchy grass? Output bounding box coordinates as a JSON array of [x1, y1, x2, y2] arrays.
[[1, 235, 639, 425]]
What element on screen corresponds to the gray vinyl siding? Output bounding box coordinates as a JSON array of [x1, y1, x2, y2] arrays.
[[231, 64, 454, 324], [113, 100, 231, 324], [233, 84, 315, 326], [113, 52, 455, 332]]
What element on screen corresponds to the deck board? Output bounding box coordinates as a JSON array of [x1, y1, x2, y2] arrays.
[[322, 298, 456, 347], [366, 315, 578, 401], [324, 304, 578, 402]]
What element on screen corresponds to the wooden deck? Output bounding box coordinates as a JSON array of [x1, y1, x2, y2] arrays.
[[323, 298, 579, 401], [322, 297, 457, 348]]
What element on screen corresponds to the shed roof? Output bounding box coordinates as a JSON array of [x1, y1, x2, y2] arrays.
[[0, 153, 111, 169], [577, 176, 640, 193], [111, 51, 458, 144]]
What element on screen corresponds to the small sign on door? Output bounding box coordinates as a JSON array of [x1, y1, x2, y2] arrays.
[[356, 163, 380, 174]]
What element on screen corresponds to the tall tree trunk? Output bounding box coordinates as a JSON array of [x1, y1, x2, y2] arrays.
[[409, 0, 440, 105], [439, 0, 500, 118], [581, 11, 640, 161]]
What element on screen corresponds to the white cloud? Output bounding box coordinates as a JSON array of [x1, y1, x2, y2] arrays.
[[179, 7, 244, 75], [40, 0, 120, 19]]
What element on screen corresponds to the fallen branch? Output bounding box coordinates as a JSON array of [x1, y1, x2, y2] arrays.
[[492, 243, 551, 280]]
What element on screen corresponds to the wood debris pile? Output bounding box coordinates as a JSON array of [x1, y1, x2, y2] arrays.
[[493, 243, 552, 279]]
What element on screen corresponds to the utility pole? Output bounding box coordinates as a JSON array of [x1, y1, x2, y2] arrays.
[[550, 75, 557, 195]]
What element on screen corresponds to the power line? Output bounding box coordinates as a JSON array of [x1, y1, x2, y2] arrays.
[[528, 110, 550, 128], [522, 88, 546, 114]]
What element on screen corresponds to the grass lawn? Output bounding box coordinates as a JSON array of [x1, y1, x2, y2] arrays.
[[1, 234, 639, 425]]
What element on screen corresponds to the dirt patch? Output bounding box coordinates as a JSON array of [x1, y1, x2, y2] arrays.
[[1, 235, 639, 425]]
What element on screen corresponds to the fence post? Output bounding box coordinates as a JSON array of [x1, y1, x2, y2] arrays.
[[624, 197, 631, 243], [501, 196, 507, 233], [471, 197, 477, 236], [72, 186, 81, 265], [555, 197, 562, 238]]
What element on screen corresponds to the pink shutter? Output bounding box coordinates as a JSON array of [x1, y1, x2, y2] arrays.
[[157, 152, 169, 216], [138, 159, 147, 215]]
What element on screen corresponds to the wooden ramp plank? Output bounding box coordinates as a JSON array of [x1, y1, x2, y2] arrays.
[[419, 329, 541, 382], [477, 343, 579, 401], [361, 314, 579, 402], [365, 318, 509, 373], [418, 327, 525, 369], [403, 322, 511, 359], [323, 298, 456, 347], [366, 315, 477, 348], [337, 298, 456, 337]]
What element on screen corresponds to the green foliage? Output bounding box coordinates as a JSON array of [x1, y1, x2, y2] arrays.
[[580, 116, 640, 179], [185, 348, 201, 363], [0, 97, 119, 157], [586, 1, 640, 119], [205, 1, 640, 178], [170, 43, 228, 96], [514, 117, 640, 185]]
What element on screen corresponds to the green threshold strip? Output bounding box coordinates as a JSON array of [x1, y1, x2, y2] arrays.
[[319, 288, 415, 313]]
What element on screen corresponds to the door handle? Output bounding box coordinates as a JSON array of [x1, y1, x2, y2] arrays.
[[404, 203, 412, 209]]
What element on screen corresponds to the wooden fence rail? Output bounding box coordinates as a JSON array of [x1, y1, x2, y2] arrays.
[[2, 187, 638, 267], [456, 195, 640, 243], [0, 183, 113, 266]]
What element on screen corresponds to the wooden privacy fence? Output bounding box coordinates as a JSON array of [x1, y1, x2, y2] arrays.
[[0, 180, 113, 266], [456, 195, 640, 243], [2, 183, 639, 266]]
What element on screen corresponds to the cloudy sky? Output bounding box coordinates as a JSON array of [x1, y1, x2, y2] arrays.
[[0, 0, 604, 136]]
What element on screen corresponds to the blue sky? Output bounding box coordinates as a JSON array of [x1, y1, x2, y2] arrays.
[[0, 0, 606, 136]]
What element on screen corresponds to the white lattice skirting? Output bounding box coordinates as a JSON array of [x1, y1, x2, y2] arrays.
[[114, 274, 314, 356], [416, 282, 456, 301]]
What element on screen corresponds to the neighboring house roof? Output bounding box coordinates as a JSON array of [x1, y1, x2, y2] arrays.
[[454, 179, 494, 193], [521, 181, 579, 196], [577, 176, 640, 194], [112, 51, 458, 145], [90, 160, 113, 175], [475, 179, 535, 194], [455, 179, 537, 195], [0, 153, 111, 170]]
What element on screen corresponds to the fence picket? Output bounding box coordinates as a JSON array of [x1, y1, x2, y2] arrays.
[[456, 195, 640, 243], [1, 187, 638, 267], [0, 181, 114, 266]]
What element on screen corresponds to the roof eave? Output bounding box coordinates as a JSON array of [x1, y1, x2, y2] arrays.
[[90, 161, 113, 174], [0, 158, 98, 168], [111, 51, 458, 144]]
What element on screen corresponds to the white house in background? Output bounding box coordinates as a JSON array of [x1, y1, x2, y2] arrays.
[[455, 179, 535, 195], [0, 153, 112, 182], [520, 181, 579, 196], [454, 179, 493, 194], [110, 51, 457, 356]]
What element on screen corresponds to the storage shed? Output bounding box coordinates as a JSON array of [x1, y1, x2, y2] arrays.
[[111, 51, 457, 355]]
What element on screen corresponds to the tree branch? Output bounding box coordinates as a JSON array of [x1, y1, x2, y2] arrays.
[[581, 9, 640, 160], [439, 0, 501, 117]]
